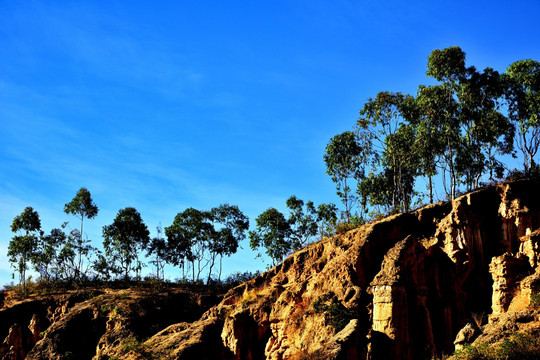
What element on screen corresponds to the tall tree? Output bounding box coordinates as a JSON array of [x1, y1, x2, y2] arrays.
[[286, 196, 339, 245], [503, 59, 540, 174], [423, 46, 468, 200], [249, 208, 293, 266], [8, 207, 41, 293], [286, 196, 318, 250], [324, 131, 369, 222], [145, 224, 168, 280], [64, 187, 99, 280], [410, 101, 441, 204], [35, 228, 67, 282], [165, 208, 213, 282], [358, 92, 418, 212], [457, 66, 514, 189], [383, 124, 419, 211], [314, 202, 339, 239], [102, 207, 150, 280], [208, 204, 249, 282]]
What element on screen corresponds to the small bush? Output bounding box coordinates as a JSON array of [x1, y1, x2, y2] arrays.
[[452, 331, 540, 360], [312, 293, 355, 331], [222, 271, 260, 287], [121, 337, 141, 353], [530, 292, 540, 309]]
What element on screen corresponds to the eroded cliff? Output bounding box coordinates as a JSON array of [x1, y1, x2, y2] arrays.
[[2, 178, 540, 360]]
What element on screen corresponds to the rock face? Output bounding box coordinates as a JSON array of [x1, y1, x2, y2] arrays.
[[0, 288, 219, 360], [2, 178, 540, 359], [162, 178, 538, 360]]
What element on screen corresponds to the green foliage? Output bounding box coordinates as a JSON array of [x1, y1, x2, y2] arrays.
[[312, 293, 355, 331], [530, 292, 540, 309], [314, 202, 339, 239], [64, 187, 99, 220], [121, 336, 143, 353], [324, 130, 370, 222], [34, 227, 69, 282], [335, 215, 365, 235], [325, 45, 535, 215], [64, 187, 99, 281], [250, 197, 338, 266], [102, 207, 150, 280], [503, 59, 540, 174], [286, 196, 338, 247], [221, 270, 260, 287], [249, 208, 293, 266], [208, 204, 249, 282], [358, 92, 419, 212], [165, 207, 214, 282], [145, 224, 167, 281], [165, 204, 248, 283], [8, 207, 42, 293], [452, 332, 540, 360], [426, 46, 467, 82]]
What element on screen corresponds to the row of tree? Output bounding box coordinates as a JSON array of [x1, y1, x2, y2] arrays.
[[324, 46, 539, 220], [8, 188, 338, 291], [249, 196, 338, 265]]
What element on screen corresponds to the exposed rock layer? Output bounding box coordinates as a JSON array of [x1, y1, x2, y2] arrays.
[[2, 178, 540, 359]]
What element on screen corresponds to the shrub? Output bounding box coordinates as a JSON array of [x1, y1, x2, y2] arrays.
[[452, 331, 540, 360], [530, 292, 540, 309], [312, 293, 355, 331], [222, 271, 260, 287]]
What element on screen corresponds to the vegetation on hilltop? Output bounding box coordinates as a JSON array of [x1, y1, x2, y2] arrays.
[[5, 46, 539, 295], [324, 46, 539, 220]]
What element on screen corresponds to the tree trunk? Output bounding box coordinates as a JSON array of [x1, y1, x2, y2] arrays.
[[428, 175, 433, 204], [218, 256, 223, 282], [207, 255, 215, 284], [78, 217, 84, 281], [448, 142, 456, 200]]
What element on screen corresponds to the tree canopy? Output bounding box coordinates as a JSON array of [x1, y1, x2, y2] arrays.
[[8, 207, 42, 292], [325, 46, 538, 220], [64, 187, 99, 280], [102, 207, 150, 280]]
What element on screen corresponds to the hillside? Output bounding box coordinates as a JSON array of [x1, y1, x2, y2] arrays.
[[2, 178, 540, 359]]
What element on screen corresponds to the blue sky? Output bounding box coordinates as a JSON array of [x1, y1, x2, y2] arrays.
[[1, 0, 539, 286]]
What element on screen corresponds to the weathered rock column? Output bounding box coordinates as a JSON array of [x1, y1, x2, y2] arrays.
[[490, 253, 529, 315]]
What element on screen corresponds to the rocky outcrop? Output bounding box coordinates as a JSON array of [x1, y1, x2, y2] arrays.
[[2, 178, 540, 359], [145, 178, 538, 360], [0, 288, 220, 360], [453, 322, 480, 350]]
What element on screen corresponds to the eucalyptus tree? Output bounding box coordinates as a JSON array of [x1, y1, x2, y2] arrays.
[[249, 208, 293, 266], [383, 124, 419, 211], [208, 204, 249, 282], [357, 91, 418, 212], [457, 66, 514, 189], [166, 208, 214, 282], [422, 46, 468, 200], [35, 227, 67, 282], [102, 207, 150, 280], [285, 196, 338, 247], [503, 59, 540, 174], [8, 207, 42, 292], [408, 98, 441, 204], [145, 224, 168, 280], [314, 202, 339, 239], [64, 187, 99, 280], [285, 196, 318, 249], [324, 131, 369, 222]]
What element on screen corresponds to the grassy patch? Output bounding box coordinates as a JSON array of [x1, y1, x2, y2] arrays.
[[452, 331, 540, 360]]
